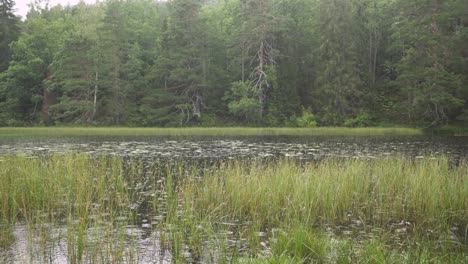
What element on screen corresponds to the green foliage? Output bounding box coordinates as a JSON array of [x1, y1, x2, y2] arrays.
[[344, 112, 378, 127], [456, 110, 468, 123], [272, 226, 328, 262], [316, 108, 344, 126], [199, 113, 219, 127], [223, 81, 260, 123], [0, 0, 467, 127], [0, 0, 20, 72], [289, 107, 317, 128]]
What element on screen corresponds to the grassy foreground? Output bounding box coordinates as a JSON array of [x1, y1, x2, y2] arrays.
[[0, 126, 424, 138], [0, 154, 466, 263]]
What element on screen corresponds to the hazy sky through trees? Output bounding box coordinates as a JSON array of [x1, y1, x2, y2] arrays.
[[13, 0, 96, 18], [13, 0, 168, 18]]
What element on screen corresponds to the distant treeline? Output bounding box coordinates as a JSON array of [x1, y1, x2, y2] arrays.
[[0, 0, 467, 127]]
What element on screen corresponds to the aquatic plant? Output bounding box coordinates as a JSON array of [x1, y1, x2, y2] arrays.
[[182, 157, 467, 227], [0, 154, 466, 263], [172, 157, 467, 262], [0, 154, 136, 262]]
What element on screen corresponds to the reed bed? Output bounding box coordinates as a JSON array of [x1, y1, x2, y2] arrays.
[[0, 154, 138, 263], [0, 154, 466, 263], [0, 126, 423, 138], [182, 157, 467, 227], [175, 157, 467, 262]]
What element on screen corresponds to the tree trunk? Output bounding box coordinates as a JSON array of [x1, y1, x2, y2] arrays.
[[112, 47, 121, 125], [91, 71, 98, 122], [40, 69, 57, 123], [192, 91, 202, 119]]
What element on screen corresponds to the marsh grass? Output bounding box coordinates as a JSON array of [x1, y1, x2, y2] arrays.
[[0, 126, 423, 138], [0, 154, 138, 263], [182, 157, 467, 227], [173, 157, 467, 262], [0, 154, 466, 263]]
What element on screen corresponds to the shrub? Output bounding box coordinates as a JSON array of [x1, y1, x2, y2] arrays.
[[290, 107, 317, 128], [344, 112, 377, 127]]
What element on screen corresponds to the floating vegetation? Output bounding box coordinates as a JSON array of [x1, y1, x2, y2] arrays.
[[0, 136, 467, 161], [0, 154, 466, 263]]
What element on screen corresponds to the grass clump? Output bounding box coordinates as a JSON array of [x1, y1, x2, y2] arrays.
[[174, 157, 467, 262], [183, 157, 467, 227], [0, 154, 138, 262]]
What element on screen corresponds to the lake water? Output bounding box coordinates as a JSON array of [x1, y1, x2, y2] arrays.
[[1, 135, 467, 263], [1, 135, 467, 160]]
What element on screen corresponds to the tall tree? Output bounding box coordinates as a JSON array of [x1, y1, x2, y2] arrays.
[[98, 0, 133, 125], [269, 0, 316, 125], [0, 0, 20, 72], [391, 0, 465, 125], [315, 0, 362, 125], [0, 6, 72, 124], [147, 0, 211, 126], [49, 35, 95, 124], [240, 0, 277, 120]]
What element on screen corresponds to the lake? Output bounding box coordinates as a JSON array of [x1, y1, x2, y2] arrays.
[[1, 135, 467, 160]]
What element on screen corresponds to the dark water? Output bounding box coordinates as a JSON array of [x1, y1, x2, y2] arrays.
[[1, 135, 467, 160], [1, 135, 467, 263]]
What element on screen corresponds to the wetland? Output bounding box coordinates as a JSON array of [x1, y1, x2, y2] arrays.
[[0, 130, 467, 263]]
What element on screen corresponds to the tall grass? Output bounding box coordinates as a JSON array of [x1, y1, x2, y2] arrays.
[[0, 154, 137, 262], [182, 157, 467, 228], [0, 126, 423, 138], [0, 154, 466, 262], [171, 157, 467, 262]]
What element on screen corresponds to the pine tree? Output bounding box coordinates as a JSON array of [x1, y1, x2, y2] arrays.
[[49, 35, 95, 124], [98, 0, 132, 125], [146, 0, 208, 126], [391, 0, 465, 125], [240, 0, 277, 120], [315, 0, 362, 125]]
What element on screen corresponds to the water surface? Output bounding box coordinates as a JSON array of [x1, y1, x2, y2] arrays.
[[1, 135, 467, 160]]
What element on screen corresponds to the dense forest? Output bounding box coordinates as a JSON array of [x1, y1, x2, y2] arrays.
[[0, 0, 467, 127]]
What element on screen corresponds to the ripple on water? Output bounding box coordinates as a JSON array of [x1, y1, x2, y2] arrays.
[[0, 136, 466, 161]]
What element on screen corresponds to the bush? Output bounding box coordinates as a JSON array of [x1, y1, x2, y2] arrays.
[[200, 113, 219, 127], [344, 112, 377, 127], [223, 81, 261, 123], [456, 110, 468, 124], [316, 110, 343, 126], [290, 107, 317, 128]]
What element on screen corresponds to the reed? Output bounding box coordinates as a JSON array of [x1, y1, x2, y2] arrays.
[[182, 157, 467, 228], [0, 154, 466, 262], [0, 154, 136, 262], [172, 157, 467, 262]]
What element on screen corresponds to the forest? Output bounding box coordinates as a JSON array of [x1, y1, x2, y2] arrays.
[[0, 0, 467, 127]]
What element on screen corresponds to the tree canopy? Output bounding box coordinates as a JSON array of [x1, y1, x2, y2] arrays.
[[0, 0, 467, 127]]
